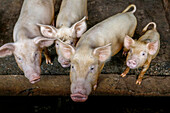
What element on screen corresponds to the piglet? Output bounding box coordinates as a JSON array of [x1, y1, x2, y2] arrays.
[[121, 22, 160, 85], [38, 0, 88, 68], [0, 0, 55, 83], [57, 4, 137, 102]]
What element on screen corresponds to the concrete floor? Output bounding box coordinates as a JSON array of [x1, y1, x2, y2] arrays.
[[0, 0, 169, 112], [0, 0, 169, 76]]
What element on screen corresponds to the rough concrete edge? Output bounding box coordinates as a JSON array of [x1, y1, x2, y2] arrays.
[[0, 74, 170, 96]]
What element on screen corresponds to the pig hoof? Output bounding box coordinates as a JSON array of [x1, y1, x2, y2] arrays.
[[121, 73, 126, 77], [93, 84, 97, 91], [136, 80, 142, 85], [122, 51, 127, 56], [46, 58, 53, 65]]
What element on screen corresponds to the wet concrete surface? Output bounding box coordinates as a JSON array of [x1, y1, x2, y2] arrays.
[[0, 0, 169, 76]]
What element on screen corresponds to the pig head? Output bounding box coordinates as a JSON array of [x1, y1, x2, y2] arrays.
[[57, 39, 112, 102], [0, 36, 54, 83], [38, 17, 87, 67], [124, 35, 159, 69]]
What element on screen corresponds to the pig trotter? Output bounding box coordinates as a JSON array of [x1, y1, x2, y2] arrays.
[[44, 48, 53, 65], [136, 61, 151, 85], [93, 84, 97, 91], [122, 48, 129, 56], [121, 67, 130, 77], [136, 78, 142, 85], [122, 50, 128, 56], [121, 73, 127, 77], [45, 56, 53, 65]]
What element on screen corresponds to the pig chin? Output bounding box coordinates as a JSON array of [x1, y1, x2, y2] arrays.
[[71, 93, 88, 102], [58, 56, 71, 68]]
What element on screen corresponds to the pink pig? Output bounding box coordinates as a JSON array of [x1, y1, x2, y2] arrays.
[[121, 22, 160, 85], [0, 0, 55, 83]]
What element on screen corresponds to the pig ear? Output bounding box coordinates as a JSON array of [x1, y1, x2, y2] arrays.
[[147, 41, 159, 55], [0, 43, 15, 57], [124, 35, 135, 49], [37, 23, 57, 38], [93, 43, 112, 62], [57, 39, 75, 60], [34, 36, 55, 48], [71, 16, 87, 38]]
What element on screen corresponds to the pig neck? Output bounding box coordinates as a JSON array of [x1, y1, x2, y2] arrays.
[[139, 30, 159, 43], [139, 30, 160, 59], [13, 26, 41, 42], [76, 12, 136, 56]]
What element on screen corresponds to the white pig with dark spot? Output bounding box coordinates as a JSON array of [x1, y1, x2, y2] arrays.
[[0, 0, 56, 83]]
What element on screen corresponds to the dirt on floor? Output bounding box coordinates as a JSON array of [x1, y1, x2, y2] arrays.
[[0, 0, 169, 76]]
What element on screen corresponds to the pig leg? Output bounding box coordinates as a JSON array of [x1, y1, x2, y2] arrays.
[[136, 59, 151, 85], [121, 67, 130, 77], [122, 48, 129, 56], [44, 48, 53, 65]]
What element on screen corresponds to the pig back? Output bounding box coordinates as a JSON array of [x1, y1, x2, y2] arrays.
[[139, 30, 160, 58], [13, 0, 54, 41], [56, 0, 87, 28], [77, 12, 137, 53]]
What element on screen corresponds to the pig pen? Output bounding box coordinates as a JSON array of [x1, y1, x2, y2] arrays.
[[0, 0, 169, 112]]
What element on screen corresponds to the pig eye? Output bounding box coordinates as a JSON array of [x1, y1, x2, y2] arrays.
[[90, 65, 95, 71], [16, 56, 22, 61], [18, 57, 22, 61], [71, 65, 74, 69], [34, 52, 39, 58], [129, 49, 132, 53], [141, 52, 146, 56], [70, 41, 74, 45]]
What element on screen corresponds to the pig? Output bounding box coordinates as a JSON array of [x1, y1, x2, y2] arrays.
[[37, 0, 88, 68], [0, 0, 56, 83], [56, 4, 137, 102], [121, 22, 160, 85]]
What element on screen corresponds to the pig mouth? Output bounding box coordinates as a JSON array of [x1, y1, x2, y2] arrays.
[[29, 76, 40, 84], [71, 93, 88, 102], [127, 64, 137, 69], [127, 65, 136, 69], [61, 62, 71, 68]]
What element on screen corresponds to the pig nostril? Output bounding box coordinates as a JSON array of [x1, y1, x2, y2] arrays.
[[128, 61, 131, 64]]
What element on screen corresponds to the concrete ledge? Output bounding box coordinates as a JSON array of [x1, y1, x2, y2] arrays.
[[0, 74, 170, 96]]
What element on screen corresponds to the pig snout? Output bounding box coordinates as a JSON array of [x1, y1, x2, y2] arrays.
[[29, 74, 40, 84], [71, 85, 88, 102], [70, 81, 90, 102], [25, 72, 40, 84], [127, 59, 137, 69], [58, 56, 71, 67]]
